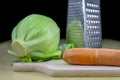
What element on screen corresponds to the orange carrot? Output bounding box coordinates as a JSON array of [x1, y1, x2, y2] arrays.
[[62, 48, 120, 66]]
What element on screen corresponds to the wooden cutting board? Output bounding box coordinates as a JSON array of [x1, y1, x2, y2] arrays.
[[13, 60, 120, 77]]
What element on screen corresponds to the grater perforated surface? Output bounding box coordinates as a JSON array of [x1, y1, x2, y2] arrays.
[[66, 0, 102, 48]]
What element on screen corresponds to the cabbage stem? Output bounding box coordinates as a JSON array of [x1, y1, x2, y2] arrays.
[[11, 41, 26, 57]]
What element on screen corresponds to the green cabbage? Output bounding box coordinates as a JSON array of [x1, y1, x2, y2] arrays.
[[8, 14, 61, 62]]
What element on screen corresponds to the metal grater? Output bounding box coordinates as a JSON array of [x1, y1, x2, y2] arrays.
[[66, 0, 102, 48]]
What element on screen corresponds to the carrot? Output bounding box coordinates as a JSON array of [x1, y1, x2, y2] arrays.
[[62, 48, 120, 66]]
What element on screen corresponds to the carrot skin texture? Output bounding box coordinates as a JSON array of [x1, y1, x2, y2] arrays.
[[62, 48, 120, 66], [63, 48, 97, 65], [97, 49, 120, 66]]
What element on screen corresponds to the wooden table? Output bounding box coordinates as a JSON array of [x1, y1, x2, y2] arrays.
[[0, 39, 120, 80]]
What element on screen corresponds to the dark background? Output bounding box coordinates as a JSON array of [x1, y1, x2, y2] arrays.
[[0, 0, 119, 43]]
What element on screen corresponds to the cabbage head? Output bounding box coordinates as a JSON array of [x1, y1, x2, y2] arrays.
[[8, 14, 61, 62]]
